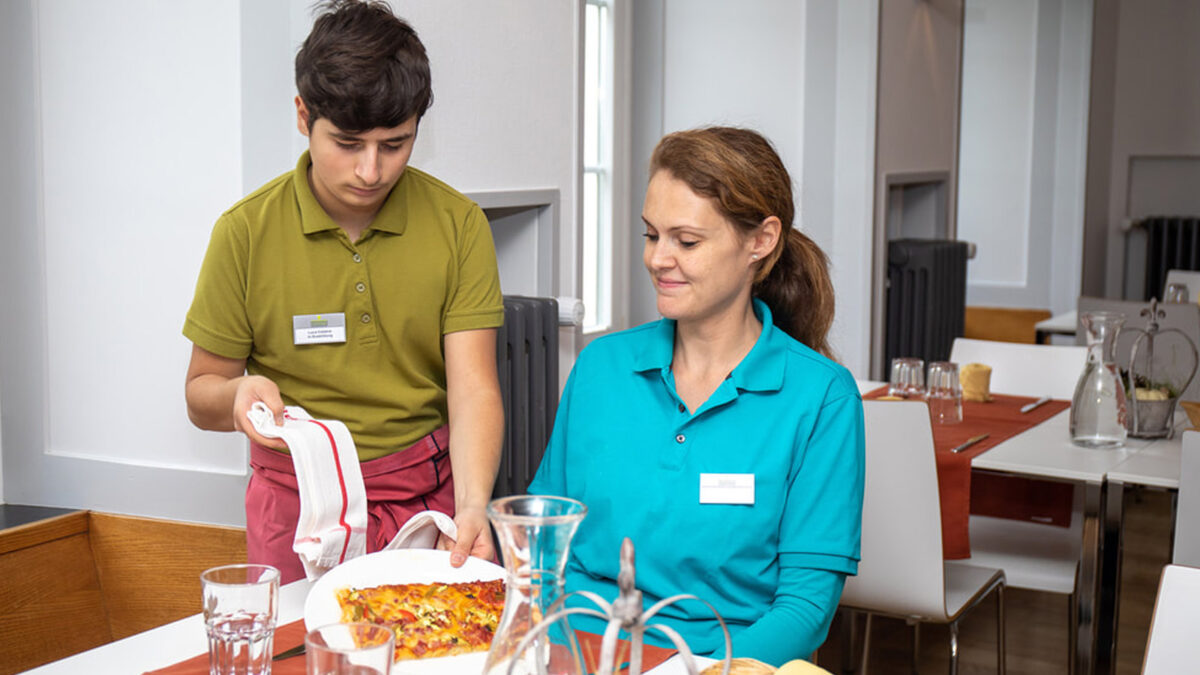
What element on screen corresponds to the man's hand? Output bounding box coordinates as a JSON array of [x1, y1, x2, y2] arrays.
[[439, 505, 495, 566], [232, 376, 288, 450], [185, 344, 287, 450]]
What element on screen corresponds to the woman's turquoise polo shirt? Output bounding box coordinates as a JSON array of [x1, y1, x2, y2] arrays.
[[528, 298, 864, 664]]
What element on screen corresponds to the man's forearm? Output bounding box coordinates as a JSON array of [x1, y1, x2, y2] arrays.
[[185, 373, 243, 431], [447, 389, 504, 509]]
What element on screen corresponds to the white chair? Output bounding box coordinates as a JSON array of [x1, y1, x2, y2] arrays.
[[1172, 430, 1200, 567], [946, 338, 1087, 666], [1164, 269, 1200, 303], [840, 400, 1006, 674], [948, 338, 1086, 400], [1141, 564, 1200, 673]]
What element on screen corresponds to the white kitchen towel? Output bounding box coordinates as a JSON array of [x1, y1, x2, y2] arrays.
[[246, 402, 367, 580], [384, 509, 459, 550]]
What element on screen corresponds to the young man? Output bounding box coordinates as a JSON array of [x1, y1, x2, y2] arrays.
[[183, 0, 503, 583]]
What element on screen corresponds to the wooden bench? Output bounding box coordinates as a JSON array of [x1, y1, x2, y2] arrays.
[[0, 510, 245, 674], [965, 306, 1053, 344]]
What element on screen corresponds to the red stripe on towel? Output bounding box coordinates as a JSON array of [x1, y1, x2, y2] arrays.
[[306, 419, 353, 564]]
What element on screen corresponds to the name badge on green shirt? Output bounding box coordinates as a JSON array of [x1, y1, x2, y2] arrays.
[[699, 473, 755, 505], [293, 313, 346, 345]]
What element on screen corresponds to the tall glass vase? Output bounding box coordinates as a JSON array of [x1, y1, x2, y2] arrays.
[[1070, 311, 1128, 448], [485, 495, 587, 675]]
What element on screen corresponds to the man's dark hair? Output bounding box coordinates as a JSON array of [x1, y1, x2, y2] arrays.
[[295, 0, 432, 132]]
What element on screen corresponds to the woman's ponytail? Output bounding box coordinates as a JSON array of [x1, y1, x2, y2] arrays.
[[754, 228, 835, 358]]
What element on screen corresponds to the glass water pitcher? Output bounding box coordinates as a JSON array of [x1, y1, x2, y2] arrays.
[[485, 495, 587, 675], [1070, 311, 1128, 448]]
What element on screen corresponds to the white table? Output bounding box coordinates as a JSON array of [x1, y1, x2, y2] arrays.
[[854, 378, 1143, 674], [19, 578, 714, 674], [857, 376, 1188, 673], [1140, 564, 1200, 674], [969, 410, 1157, 675], [1096, 425, 1186, 675], [1036, 309, 1078, 344], [21, 580, 314, 674]]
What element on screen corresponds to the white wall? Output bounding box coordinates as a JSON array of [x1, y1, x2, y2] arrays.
[[808, 1, 880, 376], [959, 0, 1038, 293], [957, 0, 1092, 313], [630, 0, 806, 329], [871, 0, 963, 376], [629, 0, 879, 377], [0, 0, 579, 523], [1095, 0, 1200, 298]]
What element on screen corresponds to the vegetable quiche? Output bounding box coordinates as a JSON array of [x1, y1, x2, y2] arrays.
[[336, 579, 506, 661]]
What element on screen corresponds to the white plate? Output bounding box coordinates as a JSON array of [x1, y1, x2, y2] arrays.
[[303, 549, 506, 675]]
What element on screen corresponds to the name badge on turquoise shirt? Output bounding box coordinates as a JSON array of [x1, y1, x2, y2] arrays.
[[293, 313, 346, 345], [699, 473, 755, 505]]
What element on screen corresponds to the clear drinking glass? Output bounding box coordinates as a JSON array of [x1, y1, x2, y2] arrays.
[[305, 622, 393, 675], [202, 564, 280, 675], [484, 495, 587, 675], [888, 357, 926, 399], [1070, 311, 1128, 448], [1166, 282, 1189, 304], [927, 361, 963, 424]]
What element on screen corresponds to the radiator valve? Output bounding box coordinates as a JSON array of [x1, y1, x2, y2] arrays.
[[557, 297, 585, 327]]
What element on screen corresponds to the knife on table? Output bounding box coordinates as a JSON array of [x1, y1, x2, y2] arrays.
[[1020, 396, 1052, 414], [951, 433, 990, 454], [272, 644, 305, 661]]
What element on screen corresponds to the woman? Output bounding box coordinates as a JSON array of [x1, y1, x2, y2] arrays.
[[529, 127, 864, 665]]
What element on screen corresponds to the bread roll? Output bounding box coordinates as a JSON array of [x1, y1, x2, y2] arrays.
[[777, 660, 834, 675], [699, 658, 775, 674], [960, 362, 993, 402]]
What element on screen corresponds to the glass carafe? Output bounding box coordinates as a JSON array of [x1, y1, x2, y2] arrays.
[[485, 495, 587, 675], [1070, 311, 1128, 448]]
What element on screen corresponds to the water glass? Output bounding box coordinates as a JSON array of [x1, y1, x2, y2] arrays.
[[306, 622, 394, 675], [927, 361, 963, 424], [202, 564, 280, 675], [888, 357, 925, 398], [1166, 282, 1189, 303]]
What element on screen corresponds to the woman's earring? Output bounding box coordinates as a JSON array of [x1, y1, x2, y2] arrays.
[[751, 254, 759, 261]]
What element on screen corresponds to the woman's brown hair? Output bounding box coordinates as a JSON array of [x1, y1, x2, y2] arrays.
[[649, 126, 835, 357]]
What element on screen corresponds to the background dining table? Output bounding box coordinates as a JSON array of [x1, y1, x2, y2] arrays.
[[1097, 422, 1187, 675], [854, 379, 1176, 675]]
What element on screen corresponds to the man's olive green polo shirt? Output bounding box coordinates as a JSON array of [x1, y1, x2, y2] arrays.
[[184, 152, 503, 460]]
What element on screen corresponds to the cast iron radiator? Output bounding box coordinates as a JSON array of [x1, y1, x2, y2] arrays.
[[885, 239, 969, 367], [1136, 216, 1200, 301], [492, 296, 559, 498]]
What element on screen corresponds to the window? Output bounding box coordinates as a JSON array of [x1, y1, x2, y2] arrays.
[[582, 0, 613, 332]]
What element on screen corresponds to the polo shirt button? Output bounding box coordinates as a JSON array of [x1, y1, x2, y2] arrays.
[[360, 313, 371, 324], [352, 253, 362, 263], [675, 433, 686, 444], [355, 282, 366, 293], [677, 403, 686, 413]]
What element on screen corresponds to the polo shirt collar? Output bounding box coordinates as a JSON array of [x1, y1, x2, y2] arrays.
[[732, 298, 787, 393], [293, 151, 409, 236], [632, 297, 786, 393], [632, 316, 676, 374]]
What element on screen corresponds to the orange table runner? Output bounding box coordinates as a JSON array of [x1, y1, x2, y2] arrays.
[[864, 387, 1071, 559], [143, 618, 676, 675]]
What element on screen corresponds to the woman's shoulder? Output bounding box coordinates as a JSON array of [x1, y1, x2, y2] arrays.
[[773, 330, 860, 401], [575, 320, 666, 367]]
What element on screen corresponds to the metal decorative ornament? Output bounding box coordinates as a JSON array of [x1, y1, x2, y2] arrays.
[[506, 537, 733, 675], [1126, 298, 1199, 438]]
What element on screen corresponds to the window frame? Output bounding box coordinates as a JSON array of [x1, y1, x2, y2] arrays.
[[578, 0, 630, 340]]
